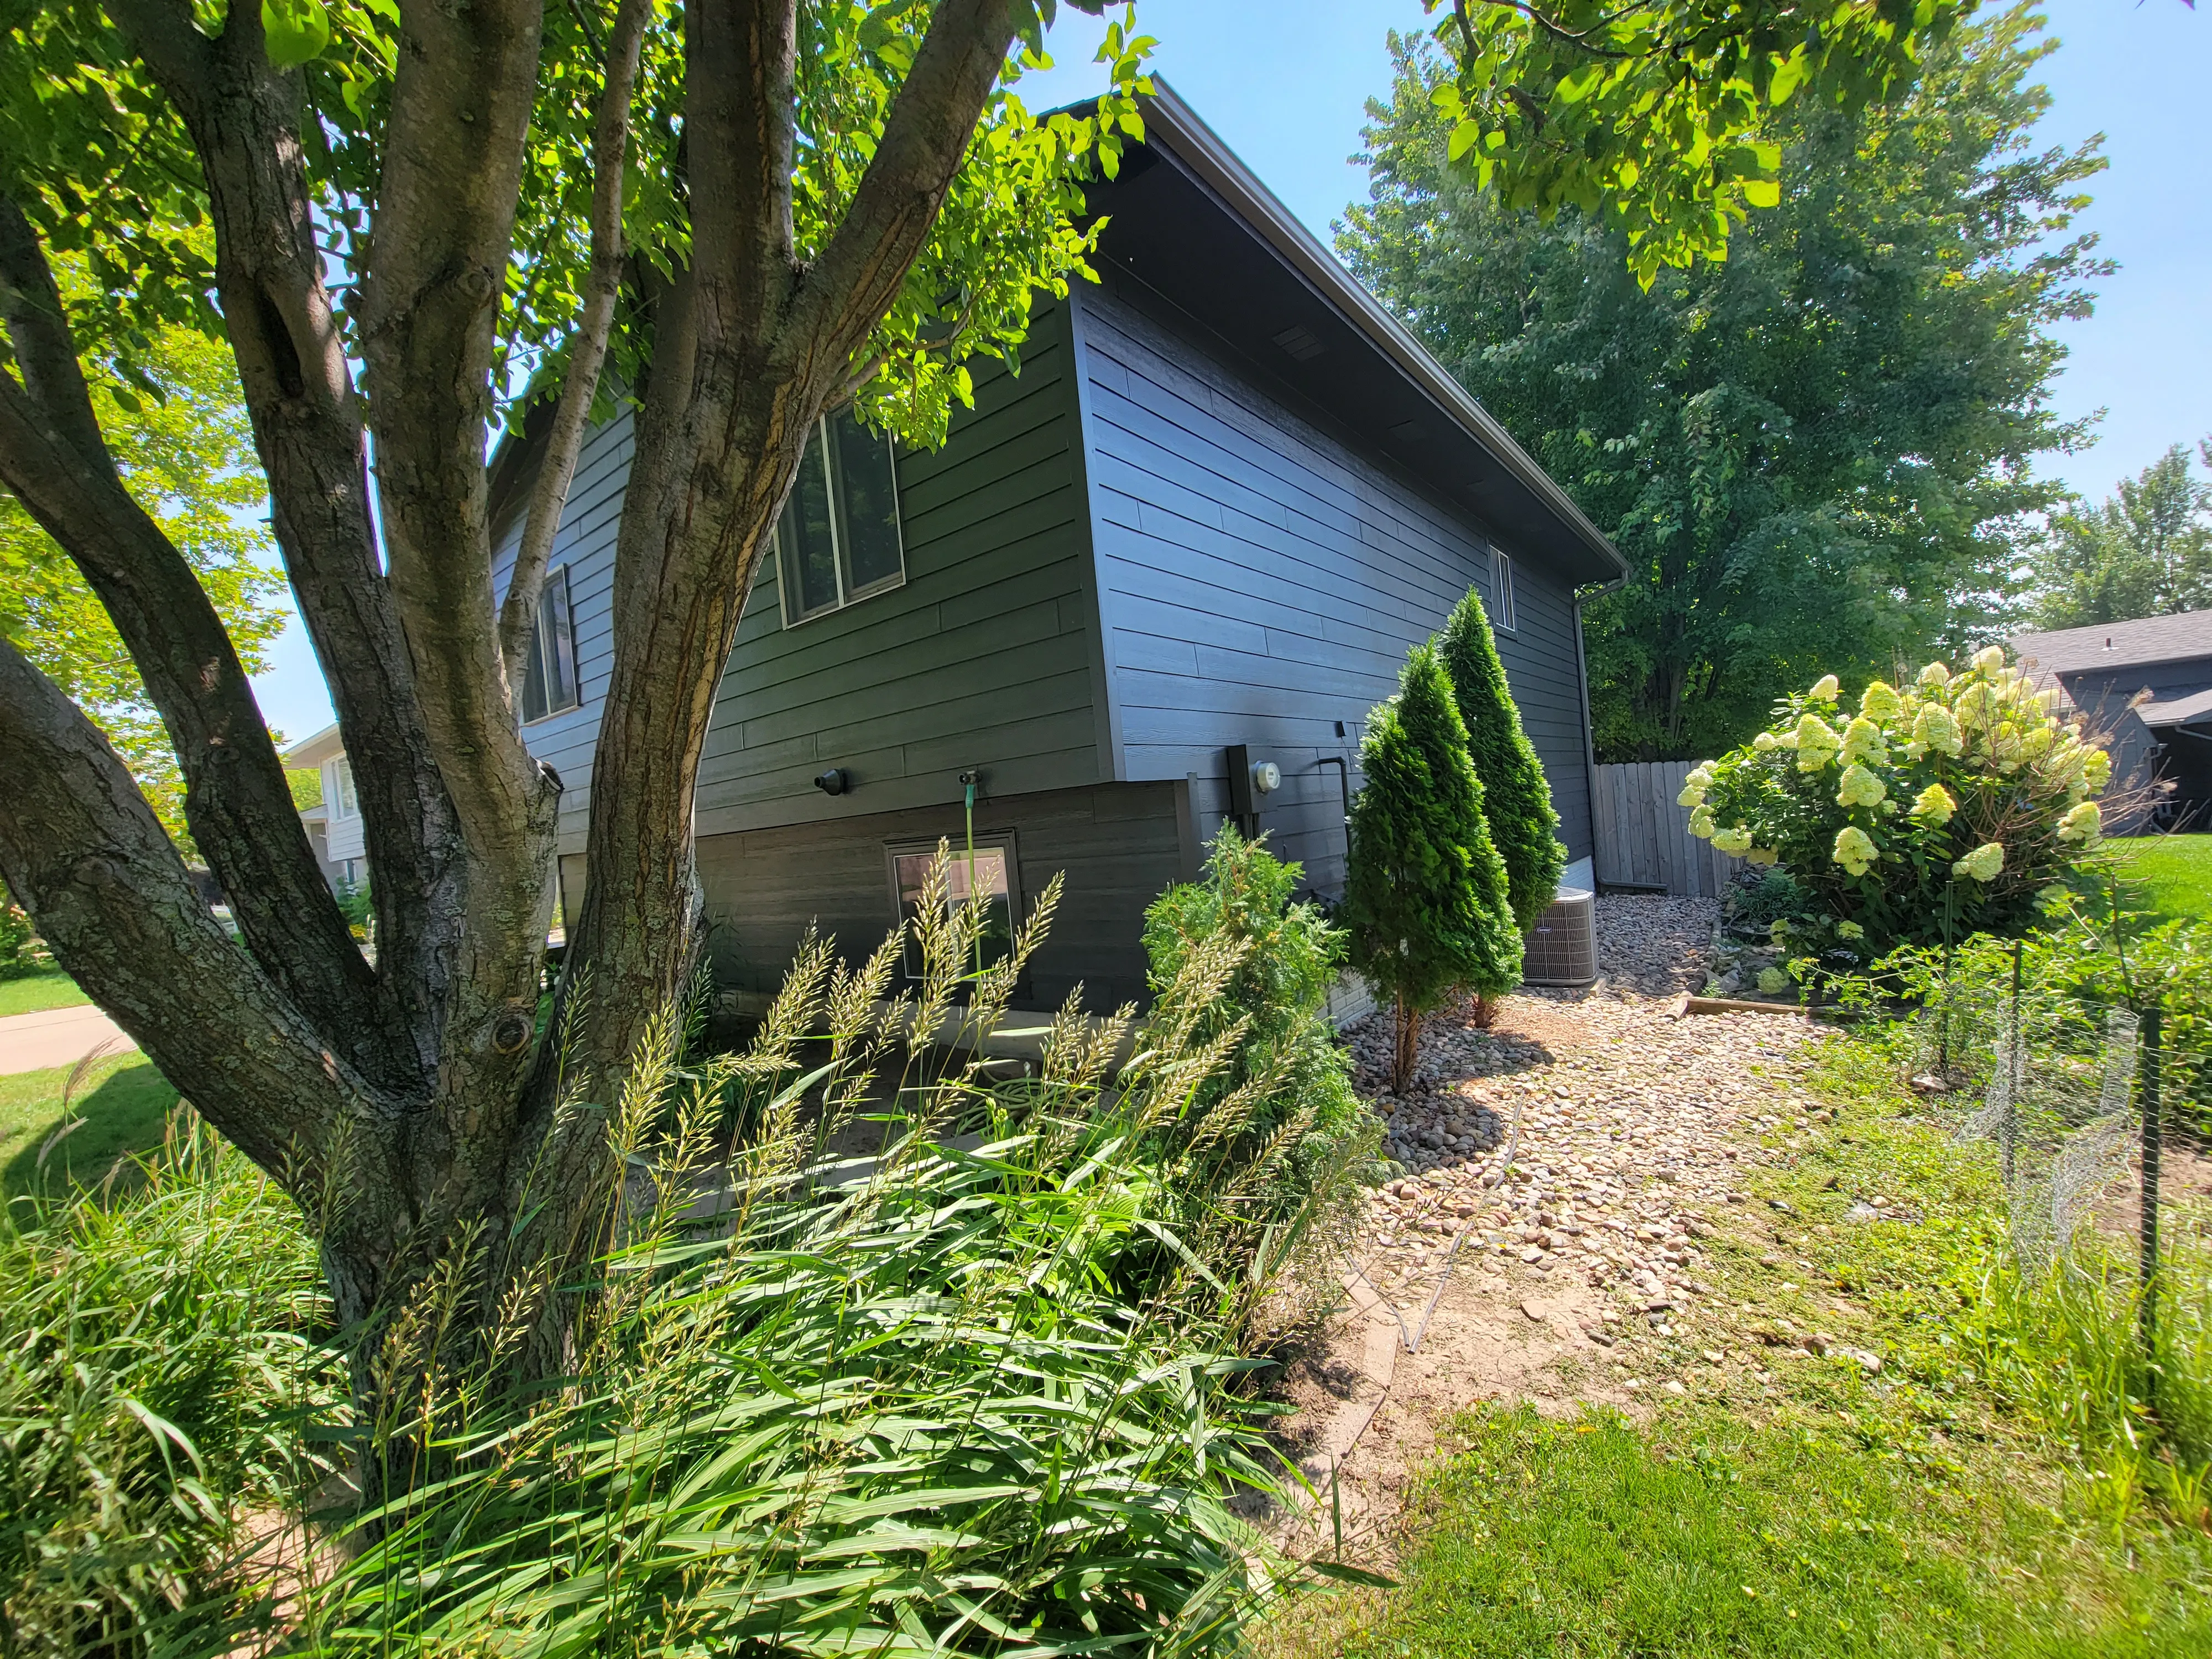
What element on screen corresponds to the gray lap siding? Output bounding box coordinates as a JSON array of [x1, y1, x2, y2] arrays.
[[1070, 281, 1593, 896]]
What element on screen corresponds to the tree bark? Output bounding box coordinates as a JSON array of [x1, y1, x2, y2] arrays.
[[0, 0, 1039, 1437]]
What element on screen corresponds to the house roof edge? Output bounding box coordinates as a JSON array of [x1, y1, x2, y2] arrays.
[[1133, 80, 1629, 586]]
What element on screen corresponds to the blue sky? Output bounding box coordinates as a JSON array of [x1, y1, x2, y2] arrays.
[[249, 0, 2211, 743]]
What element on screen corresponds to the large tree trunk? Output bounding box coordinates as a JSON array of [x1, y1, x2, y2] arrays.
[[0, 0, 1036, 1447]]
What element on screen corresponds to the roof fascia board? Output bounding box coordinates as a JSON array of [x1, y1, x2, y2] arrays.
[[1134, 80, 1628, 584]]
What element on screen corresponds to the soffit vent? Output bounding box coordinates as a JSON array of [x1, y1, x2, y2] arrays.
[[1271, 324, 1324, 362]]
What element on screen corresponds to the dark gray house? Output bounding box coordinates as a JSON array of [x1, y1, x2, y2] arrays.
[[2015, 611, 2212, 832], [492, 85, 1627, 1015]]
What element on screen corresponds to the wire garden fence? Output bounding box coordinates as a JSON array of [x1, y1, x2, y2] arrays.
[[1911, 930, 2206, 1396]]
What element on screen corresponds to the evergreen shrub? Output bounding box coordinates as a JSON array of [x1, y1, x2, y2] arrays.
[[1342, 644, 1521, 1088], [1438, 586, 1565, 930]]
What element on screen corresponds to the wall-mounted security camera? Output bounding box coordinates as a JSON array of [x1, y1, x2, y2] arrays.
[[814, 768, 849, 796]]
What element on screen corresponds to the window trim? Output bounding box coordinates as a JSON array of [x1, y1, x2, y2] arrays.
[[777, 413, 907, 630], [1490, 547, 1517, 633], [882, 832, 1023, 984], [521, 563, 582, 725]]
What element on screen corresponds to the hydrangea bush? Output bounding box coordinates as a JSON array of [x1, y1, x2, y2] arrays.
[[1682, 647, 2112, 956]]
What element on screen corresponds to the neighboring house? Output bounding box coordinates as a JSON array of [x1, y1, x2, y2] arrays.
[[2013, 610, 2212, 832], [283, 722, 366, 892], [479, 83, 1626, 1015]]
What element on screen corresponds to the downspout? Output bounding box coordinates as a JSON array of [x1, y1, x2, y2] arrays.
[[1572, 578, 1621, 881]]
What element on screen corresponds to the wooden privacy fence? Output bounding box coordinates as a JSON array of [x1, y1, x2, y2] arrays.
[[1592, 760, 1746, 898]]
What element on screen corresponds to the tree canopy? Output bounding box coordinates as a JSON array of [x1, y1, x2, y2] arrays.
[[2030, 442, 2212, 630], [1424, 0, 1979, 281], [1345, 6, 2101, 761]]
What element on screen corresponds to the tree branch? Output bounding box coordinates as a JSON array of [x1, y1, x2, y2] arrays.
[[0, 193, 405, 1087], [0, 635, 383, 1181], [785, 0, 1021, 372], [111, 0, 468, 1047], [499, 0, 653, 694], [685, 0, 800, 315], [360, 0, 551, 880], [1457, 0, 1645, 61]]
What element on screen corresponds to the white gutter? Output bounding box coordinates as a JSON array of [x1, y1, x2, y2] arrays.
[[1136, 80, 1630, 583]]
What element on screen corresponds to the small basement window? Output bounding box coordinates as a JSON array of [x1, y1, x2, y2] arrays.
[[1489, 547, 1517, 633], [521, 564, 581, 722], [779, 410, 905, 626], [887, 838, 1019, 982]]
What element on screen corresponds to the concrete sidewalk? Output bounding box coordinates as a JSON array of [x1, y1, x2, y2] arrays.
[[0, 1003, 138, 1076]]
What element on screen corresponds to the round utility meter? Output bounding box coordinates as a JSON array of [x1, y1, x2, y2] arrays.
[[1251, 760, 1281, 795]]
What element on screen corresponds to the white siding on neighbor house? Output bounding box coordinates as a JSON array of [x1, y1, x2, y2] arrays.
[[321, 757, 366, 863]]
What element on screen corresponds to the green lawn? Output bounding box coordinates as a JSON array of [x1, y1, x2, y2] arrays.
[[0, 1054, 179, 1197], [0, 968, 91, 1019], [2110, 833, 2212, 921]]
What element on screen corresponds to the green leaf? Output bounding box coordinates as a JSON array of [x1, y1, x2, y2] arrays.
[[260, 0, 332, 67], [1741, 178, 1781, 208]]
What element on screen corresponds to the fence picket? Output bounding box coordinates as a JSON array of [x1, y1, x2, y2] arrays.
[[1591, 761, 1745, 898]]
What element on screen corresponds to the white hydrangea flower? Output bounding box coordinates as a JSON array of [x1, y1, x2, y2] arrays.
[[1972, 645, 2006, 675], [1794, 713, 1841, 771], [1859, 680, 1902, 723], [1953, 842, 2005, 883], [1712, 824, 1754, 856], [1836, 763, 1887, 808], [1911, 703, 1962, 757], [1918, 661, 1952, 687], [1911, 784, 1956, 825], [1809, 674, 1841, 701], [1833, 826, 1878, 878], [1688, 804, 1717, 838], [2058, 800, 2101, 844]]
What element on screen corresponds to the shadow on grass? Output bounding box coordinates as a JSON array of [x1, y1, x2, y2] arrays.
[[2, 1057, 179, 1199]]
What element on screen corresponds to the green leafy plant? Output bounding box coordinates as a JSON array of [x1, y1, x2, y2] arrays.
[[1437, 585, 1564, 931], [1683, 648, 2115, 957], [283, 846, 1369, 1654], [1142, 825, 1383, 1333], [1343, 644, 1521, 1089], [0, 1108, 340, 1658]]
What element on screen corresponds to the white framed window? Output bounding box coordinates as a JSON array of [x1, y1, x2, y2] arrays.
[[885, 837, 1019, 982], [778, 409, 906, 627], [332, 758, 358, 820], [1490, 547, 1517, 633], [521, 565, 581, 723]]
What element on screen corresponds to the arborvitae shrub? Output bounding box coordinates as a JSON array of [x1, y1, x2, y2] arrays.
[[1342, 644, 1521, 1089], [1438, 586, 1564, 931]]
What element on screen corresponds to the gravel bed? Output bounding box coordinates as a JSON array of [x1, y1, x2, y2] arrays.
[[1341, 894, 1830, 1317]]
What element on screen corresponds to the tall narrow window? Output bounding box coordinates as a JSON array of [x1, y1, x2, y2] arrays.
[[1490, 548, 1517, 633], [521, 564, 580, 722], [778, 409, 906, 626], [333, 758, 358, 819]]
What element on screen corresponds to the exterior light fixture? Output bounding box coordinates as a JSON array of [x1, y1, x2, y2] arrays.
[[815, 768, 849, 796]]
